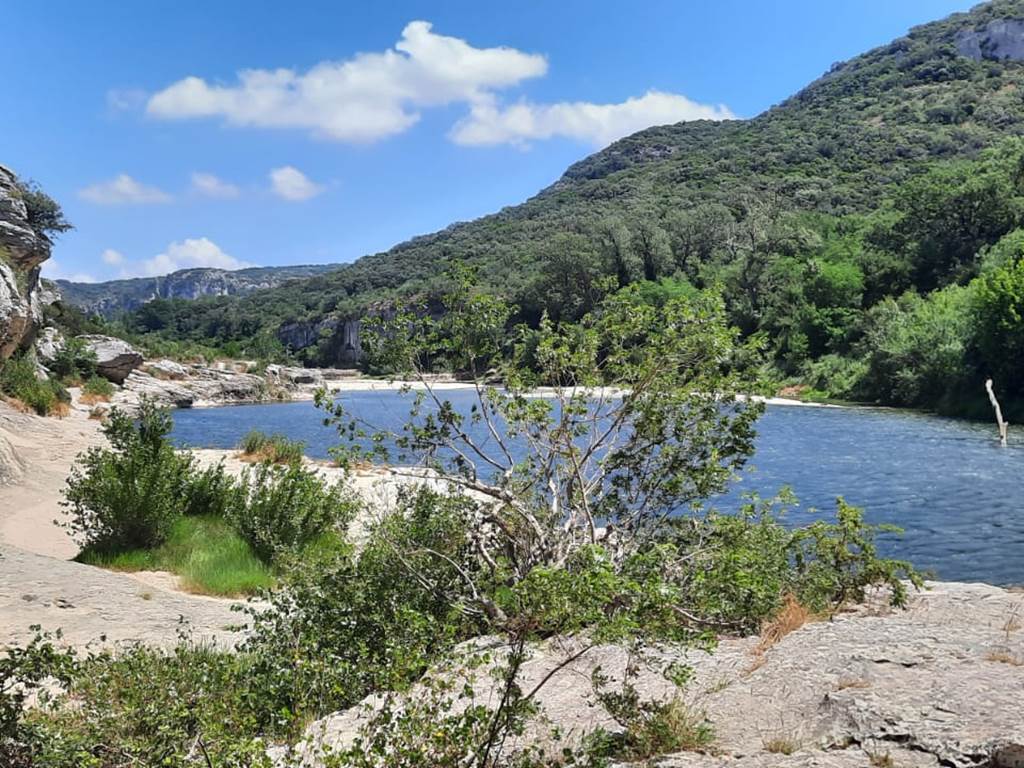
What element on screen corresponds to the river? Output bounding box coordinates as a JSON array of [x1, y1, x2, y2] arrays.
[[170, 392, 1024, 585]]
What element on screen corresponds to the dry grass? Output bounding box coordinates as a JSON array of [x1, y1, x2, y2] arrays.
[[983, 648, 1024, 666], [50, 401, 70, 418], [2, 396, 35, 414], [763, 735, 800, 755], [88, 406, 107, 421], [836, 676, 871, 691], [757, 595, 813, 654], [868, 750, 895, 767], [79, 392, 111, 406]]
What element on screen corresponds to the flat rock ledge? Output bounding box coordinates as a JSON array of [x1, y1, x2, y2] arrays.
[[0, 546, 245, 650], [280, 581, 1024, 768]]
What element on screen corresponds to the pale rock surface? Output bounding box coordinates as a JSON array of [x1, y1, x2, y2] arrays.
[[78, 334, 144, 383], [33, 326, 64, 364], [0, 164, 50, 360], [119, 365, 267, 408], [284, 582, 1024, 768]]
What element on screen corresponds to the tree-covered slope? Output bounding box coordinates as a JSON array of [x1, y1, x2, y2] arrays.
[[109, 0, 1024, 416]]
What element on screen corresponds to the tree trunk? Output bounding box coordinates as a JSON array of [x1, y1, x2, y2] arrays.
[[985, 378, 1009, 447]]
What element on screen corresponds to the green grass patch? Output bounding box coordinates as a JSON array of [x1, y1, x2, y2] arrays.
[[78, 515, 275, 597], [237, 429, 305, 465]]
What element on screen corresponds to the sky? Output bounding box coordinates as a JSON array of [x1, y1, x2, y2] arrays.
[[1, 0, 976, 284]]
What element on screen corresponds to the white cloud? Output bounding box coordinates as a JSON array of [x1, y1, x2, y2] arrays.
[[42, 260, 97, 283], [191, 172, 240, 199], [79, 174, 172, 205], [119, 238, 252, 278], [450, 90, 736, 148], [100, 248, 125, 266], [269, 166, 323, 201], [106, 88, 148, 111], [146, 21, 547, 143]]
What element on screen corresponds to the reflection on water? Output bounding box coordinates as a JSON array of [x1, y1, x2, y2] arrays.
[[171, 393, 1024, 585]]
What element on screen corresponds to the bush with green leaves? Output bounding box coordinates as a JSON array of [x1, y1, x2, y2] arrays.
[[227, 462, 355, 562], [81, 374, 114, 398], [62, 401, 193, 551], [47, 337, 96, 382], [238, 429, 305, 465], [0, 355, 69, 416]]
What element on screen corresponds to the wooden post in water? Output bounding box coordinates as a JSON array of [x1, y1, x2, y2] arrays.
[[985, 378, 1008, 447]]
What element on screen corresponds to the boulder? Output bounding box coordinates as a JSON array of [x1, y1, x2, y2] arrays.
[[120, 370, 195, 408], [78, 335, 143, 384], [265, 364, 324, 387]]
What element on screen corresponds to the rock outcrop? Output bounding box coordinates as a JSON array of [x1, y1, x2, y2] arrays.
[[33, 326, 64, 364], [955, 18, 1024, 62], [283, 581, 1024, 768], [119, 364, 267, 408], [0, 164, 50, 360], [79, 335, 144, 384]]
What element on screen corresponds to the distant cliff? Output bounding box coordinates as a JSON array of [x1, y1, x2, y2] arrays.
[[57, 264, 344, 318]]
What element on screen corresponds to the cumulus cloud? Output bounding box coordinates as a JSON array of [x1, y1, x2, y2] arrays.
[[100, 249, 125, 266], [191, 172, 240, 199], [451, 90, 735, 148], [269, 166, 323, 201], [119, 238, 252, 278], [79, 174, 172, 205], [146, 21, 548, 143]]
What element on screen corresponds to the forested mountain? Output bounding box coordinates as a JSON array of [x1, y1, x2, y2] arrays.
[[56, 263, 343, 318], [107, 0, 1024, 417]]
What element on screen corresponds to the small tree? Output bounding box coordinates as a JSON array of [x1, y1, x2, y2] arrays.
[[15, 179, 73, 240]]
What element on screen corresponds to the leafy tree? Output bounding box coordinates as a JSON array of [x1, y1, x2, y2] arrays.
[[973, 254, 1024, 398], [14, 179, 72, 239]]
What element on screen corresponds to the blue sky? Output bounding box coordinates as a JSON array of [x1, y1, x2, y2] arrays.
[[2, 0, 975, 283]]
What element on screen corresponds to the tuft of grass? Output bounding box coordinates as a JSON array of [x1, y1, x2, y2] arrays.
[[763, 735, 800, 755], [836, 676, 871, 690], [757, 594, 813, 654], [80, 375, 114, 404], [983, 648, 1024, 666], [78, 516, 274, 597], [868, 750, 895, 767], [237, 429, 305, 465]]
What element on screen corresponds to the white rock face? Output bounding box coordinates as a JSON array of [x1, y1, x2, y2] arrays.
[[119, 364, 267, 408], [955, 19, 1024, 62], [78, 334, 144, 383], [0, 164, 50, 360], [33, 326, 64, 364]]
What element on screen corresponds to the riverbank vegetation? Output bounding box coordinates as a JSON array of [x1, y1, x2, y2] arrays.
[[63, 402, 355, 595], [3, 287, 920, 766]]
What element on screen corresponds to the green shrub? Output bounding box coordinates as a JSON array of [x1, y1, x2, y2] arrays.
[[62, 401, 193, 551], [180, 461, 239, 518], [238, 429, 305, 465], [81, 374, 114, 398], [48, 337, 97, 381], [0, 355, 68, 416], [227, 462, 355, 562], [790, 497, 922, 612]]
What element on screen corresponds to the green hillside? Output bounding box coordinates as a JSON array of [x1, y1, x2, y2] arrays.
[[105, 0, 1024, 416]]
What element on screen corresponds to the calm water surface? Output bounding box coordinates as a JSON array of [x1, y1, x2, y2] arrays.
[[171, 392, 1024, 585]]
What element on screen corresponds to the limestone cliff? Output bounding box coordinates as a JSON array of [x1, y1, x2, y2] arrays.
[[0, 164, 51, 360]]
